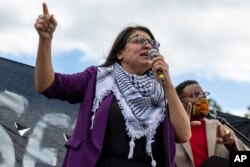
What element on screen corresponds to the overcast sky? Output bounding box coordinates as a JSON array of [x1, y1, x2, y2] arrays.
[[1, 0, 250, 117]]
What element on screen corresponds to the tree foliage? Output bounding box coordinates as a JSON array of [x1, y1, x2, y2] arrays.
[[208, 98, 222, 112]]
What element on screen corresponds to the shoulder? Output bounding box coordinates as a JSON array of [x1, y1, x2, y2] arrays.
[[73, 66, 98, 79], [205, 118, 218, 123], [204, 118, 220, 128], [85, 66, 98, 74]]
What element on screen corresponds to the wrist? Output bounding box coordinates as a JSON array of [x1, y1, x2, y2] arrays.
[[163, 79, 174, 90], [39, 37, 53, 45], [39, 35, 53, 41], [225, 142, 236, 151]]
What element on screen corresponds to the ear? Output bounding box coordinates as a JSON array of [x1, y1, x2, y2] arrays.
[[117, 51, 123, 61]]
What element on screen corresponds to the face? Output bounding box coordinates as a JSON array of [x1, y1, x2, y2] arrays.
[[117, 30, 153, 75], [181, 84, 210, 118], [181, 84, 204, 109]]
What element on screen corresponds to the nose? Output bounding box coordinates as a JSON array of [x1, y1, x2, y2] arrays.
[[143, 41, 152, 50]]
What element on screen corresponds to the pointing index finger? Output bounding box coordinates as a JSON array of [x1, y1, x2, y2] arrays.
[[217, 124, 221, 137], [43, 3, 49, 15]]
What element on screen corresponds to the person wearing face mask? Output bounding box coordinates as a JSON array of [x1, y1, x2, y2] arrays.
[[174, 80, 249, 167], [34, 3, 191, 167]]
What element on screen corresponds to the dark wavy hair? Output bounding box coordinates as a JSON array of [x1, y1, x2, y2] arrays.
[[175, 80, 199, 97], [100, 25, 155, 67]]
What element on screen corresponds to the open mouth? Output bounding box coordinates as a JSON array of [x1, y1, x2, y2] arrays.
[[140, 52, 149, 57]]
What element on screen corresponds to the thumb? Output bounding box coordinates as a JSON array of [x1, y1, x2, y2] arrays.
[[186, 102, 192, 119], [191, 120, 201, 127]]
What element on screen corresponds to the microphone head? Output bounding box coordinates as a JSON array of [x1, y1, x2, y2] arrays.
[[148, 49, 159, 59], [207, 109, 217, 119]]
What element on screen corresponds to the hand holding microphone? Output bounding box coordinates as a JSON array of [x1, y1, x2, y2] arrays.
[[148, 49, 167, 81]]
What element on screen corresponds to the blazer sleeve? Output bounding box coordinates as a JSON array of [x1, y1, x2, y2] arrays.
[[235, 136, 250, 151], [40, 66, 97, 104]]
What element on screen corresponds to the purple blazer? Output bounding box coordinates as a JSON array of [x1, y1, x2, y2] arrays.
[[42, 66, 176, 167]]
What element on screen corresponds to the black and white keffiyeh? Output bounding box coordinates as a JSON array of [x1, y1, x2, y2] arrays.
[[91, 63, 166, 167]]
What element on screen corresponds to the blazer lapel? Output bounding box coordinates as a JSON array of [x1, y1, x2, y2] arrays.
[[205, 119, 217, 157], [183, 142, 195, 165], [91, 94, 113, 152]]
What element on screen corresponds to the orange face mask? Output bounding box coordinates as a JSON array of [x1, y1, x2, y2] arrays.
[[191, 98, 210, 118]]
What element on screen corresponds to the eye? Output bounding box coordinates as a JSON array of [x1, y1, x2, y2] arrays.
[[137, 36, 148, 45], [191, 91, 210, 98]]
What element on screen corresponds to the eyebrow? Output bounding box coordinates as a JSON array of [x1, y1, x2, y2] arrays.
[[129, 34, 152, 41]]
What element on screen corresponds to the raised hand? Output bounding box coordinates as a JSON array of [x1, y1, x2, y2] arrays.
[[34, 3, 57, 39], [186, 102, 201, 127], [150, 53, 170, 84], [216, 124, 235, 145]]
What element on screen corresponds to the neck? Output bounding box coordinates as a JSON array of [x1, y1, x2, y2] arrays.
[[120, 64, 147, 76]]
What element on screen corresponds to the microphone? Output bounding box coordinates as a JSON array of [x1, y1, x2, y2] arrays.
[[207, 109, 218, 119], [148, 48, 159, 59], [148, 49, 164, 80]]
